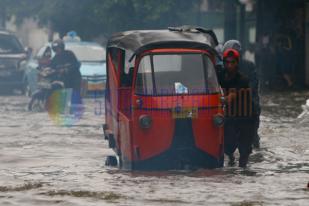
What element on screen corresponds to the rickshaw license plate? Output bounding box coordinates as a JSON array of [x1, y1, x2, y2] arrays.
[[172, 107, 198, 119]]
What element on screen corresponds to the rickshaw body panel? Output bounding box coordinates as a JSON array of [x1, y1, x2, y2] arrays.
[[130, 94, 224, 161], [131, 109, 175, 161], [118, 112, 133, 163]]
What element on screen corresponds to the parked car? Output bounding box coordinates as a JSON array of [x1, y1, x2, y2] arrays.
[[24, 40, 106, 96], [0, 30, 27, 93]]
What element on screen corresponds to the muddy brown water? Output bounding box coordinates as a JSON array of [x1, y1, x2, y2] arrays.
[[0, 91, 309, 206]]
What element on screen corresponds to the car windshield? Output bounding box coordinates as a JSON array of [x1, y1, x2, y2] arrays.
[[0, 34, 24, 54], [66, 44, 106, 62], [135, 53, 220, 95]]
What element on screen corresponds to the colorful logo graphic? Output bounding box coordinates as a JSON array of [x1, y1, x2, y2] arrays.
[[46, 89, 84, 126]]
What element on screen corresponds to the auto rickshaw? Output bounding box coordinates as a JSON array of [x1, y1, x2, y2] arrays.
[[103, 26, 224, 170]]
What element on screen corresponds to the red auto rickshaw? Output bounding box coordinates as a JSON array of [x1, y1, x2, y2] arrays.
[[103, 26, 224, 170]]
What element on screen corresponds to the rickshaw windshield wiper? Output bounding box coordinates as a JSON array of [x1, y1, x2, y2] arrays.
[[150, 55, 157, 95], [202, 54, 209, 92]]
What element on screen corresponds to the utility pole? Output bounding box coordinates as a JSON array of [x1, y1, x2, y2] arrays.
[[196, 0, 203, 26], [0, 6, 6, 29], [224, 0, 237, 41], [239, 3, 246, 48], [47, 20, 54, 42]]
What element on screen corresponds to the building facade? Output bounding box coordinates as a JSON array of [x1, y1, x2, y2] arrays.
[[256, 0, 308, 86]]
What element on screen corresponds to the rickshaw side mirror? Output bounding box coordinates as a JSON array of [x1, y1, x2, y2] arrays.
[[122, 67, 134, 87], [127, 67, 134, 86], [128, 67, 134, 74]]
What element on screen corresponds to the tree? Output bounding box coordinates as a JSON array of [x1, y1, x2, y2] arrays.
[[2, 0, 198, 40], [0, 0, 45, 25]]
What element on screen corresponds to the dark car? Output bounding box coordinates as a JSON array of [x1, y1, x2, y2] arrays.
[[0, 30, 27, 93]]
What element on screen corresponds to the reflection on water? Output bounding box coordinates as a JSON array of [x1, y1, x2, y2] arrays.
[[0, 91, 309, 206]]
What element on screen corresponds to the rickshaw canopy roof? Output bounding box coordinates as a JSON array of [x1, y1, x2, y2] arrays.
[[107, 26, 219, 60]]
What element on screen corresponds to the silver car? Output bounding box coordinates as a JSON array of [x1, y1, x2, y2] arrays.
[[0, 30, 27, 93]]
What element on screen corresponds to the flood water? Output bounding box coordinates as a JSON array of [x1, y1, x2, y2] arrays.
[[0, 91, 309, 206]]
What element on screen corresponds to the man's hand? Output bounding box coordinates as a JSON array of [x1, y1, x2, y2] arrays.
[[225, 89, 237, 104]]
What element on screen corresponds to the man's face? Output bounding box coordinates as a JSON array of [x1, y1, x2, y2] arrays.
[[224, 57, 238, 73]]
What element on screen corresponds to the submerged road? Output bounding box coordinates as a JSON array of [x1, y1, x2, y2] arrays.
[[0, 91, 309, 206]]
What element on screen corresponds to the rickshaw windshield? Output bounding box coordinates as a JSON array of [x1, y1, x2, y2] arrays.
[[135, 53, 220, 95]]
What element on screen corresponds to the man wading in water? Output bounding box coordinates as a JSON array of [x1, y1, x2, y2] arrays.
[[219, 48, 256, 168]]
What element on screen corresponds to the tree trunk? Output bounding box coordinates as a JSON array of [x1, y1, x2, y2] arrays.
[[0, 7, 6, 29], [224, 0, 237, 41], [47, 20, 54, 42]]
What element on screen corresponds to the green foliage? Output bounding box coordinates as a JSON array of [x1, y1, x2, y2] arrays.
[[0, 0, 44, 24], [1, 0, 199, 39]]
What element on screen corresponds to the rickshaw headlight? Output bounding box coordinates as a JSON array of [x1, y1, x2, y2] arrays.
[[139, 115, 152, 129], [213, 114, 224, 127]]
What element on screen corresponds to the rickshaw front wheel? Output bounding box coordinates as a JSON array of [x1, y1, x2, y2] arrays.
[[105, 155, 118, 167]]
